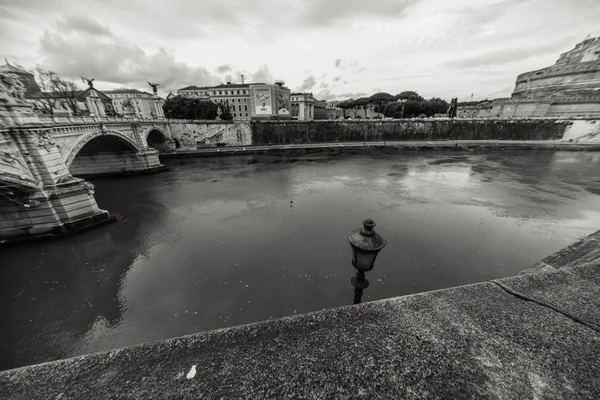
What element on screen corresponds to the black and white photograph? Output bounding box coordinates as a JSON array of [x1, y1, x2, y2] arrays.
[[0, 0, 599, 398]]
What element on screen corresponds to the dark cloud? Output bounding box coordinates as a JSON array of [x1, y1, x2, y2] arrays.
[[333, 76, 341, 82], [335, 59, 343, 68], [39, 15, 222, 93], [319, 82, 328, 89], [216, 64, 233, 73], [297, 75, 317, 91]]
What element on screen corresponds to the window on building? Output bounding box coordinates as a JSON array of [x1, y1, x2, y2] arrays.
[[244, 105, 247, 111], [245, 113, 248, 117], [234, 113, 237, 117], [244, 99, 247, 103], [238, 105, 242, 111]]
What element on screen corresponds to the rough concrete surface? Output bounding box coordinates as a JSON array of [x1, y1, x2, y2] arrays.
[[1, 265, 599, 399], [495, 263, 600, 332]]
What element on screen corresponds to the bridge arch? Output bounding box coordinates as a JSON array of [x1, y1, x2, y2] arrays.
[[144, 126, 170, 152], [65, 130, 140, 168]]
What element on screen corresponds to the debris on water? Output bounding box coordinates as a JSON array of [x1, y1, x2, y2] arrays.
[[186, 365, 197, 379]]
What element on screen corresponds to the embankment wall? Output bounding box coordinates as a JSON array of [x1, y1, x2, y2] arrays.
[[250, 120, 571, 145]]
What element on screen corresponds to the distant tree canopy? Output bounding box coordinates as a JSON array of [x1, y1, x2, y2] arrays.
[[335, 90, 449, 119], [394, 91, 423, 102], [380, 92, 449, 118], [162, 95, 218, 120]]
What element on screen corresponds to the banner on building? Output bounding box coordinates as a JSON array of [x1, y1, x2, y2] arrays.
[[277, 90, 290, 115], [254, 88, 272, 115]]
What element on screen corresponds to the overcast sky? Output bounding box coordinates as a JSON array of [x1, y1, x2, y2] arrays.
[[1, 0, 599, 101]]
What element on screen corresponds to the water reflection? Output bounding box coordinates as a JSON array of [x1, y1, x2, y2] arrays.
[[1, 151, 600, 370]]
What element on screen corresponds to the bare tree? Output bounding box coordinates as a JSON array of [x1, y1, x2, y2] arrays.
[[52, 77, 80, 115], [34, 67, 57, 115], [34, 67, 81, 116]]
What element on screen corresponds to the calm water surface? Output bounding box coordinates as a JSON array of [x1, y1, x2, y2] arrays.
[[1, 150, 600, 370]]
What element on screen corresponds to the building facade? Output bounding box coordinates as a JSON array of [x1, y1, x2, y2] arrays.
[[458, 37, 600, 119], [209, 83, 252, 119], [314, 99, 327, 120], [290, 92, 315, 120], [175, 81, 291, 120], [249, 82, 291, 120], [177, 86, 211, 99], [104, 88, 164, 118]]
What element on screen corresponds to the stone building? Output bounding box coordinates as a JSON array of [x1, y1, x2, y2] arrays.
[[314, 99, 327, 120], [104, 88, 164, 118], [248, 82, 291, 120], [290, 92, 315, 120], [210, 82, 253, 119], [177, 86, 211, 99], [458, 37, 600, 118], [175, 80, 291, 120]]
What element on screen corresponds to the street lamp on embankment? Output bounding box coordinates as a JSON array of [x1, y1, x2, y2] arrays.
[[348, 219, 387, 304]]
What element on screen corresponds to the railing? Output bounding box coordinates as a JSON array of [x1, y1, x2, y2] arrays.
[[37, 115, 166, 125]]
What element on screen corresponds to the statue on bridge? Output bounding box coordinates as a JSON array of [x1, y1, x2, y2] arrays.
[[81, 75, 95, 89], [147, 82, 160, 95]]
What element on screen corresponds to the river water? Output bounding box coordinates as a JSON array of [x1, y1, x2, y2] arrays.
[[1, 150, 599, 370]]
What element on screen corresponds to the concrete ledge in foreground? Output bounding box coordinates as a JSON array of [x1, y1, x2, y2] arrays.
[[1, 257, 599, 398]]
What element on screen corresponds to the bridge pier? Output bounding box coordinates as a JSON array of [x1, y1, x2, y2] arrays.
[[0, 127, 113, 241]]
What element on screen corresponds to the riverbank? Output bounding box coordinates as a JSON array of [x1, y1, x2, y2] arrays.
[[161, 140, 600, 160], [1, 230, 598, 399]]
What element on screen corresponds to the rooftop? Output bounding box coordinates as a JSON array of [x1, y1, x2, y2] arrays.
[[178, 86, 211, 91], [104, 88, 153, 96], [0, 62, 33, 75]]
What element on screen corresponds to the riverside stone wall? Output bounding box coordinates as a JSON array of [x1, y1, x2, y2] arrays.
[[251, 119, 572, 145]]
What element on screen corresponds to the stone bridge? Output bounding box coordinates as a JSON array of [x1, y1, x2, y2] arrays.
[[0, 95, 172, 241]]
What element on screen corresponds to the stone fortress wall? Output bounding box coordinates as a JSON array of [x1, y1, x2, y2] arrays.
[[459, 37, 600, 119]]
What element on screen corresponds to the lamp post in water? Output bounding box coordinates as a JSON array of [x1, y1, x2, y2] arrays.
[[348, 219, 387, 304]]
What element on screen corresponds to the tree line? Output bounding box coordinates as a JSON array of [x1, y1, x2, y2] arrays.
[[337, 92, 450, 119], [162, 95, 235, 120]]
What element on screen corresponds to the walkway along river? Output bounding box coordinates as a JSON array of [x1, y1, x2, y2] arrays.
[[1, 150, 600, 370]]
